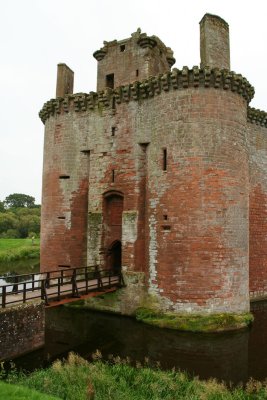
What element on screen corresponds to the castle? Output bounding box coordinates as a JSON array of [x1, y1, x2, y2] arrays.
[[39, 14, 267, 316]]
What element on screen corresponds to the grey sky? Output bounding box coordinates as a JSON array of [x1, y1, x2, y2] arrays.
[[0, 0, 266, 204]]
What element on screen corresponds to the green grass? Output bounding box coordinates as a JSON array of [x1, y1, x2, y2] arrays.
[[0, 238, 40, 262], [135, 307, 254, 333], [6, 353, 267, 400], [0, 381, 60, 400]]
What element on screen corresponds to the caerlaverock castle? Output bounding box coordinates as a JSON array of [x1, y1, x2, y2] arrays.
[[39, 14, 267, 316]]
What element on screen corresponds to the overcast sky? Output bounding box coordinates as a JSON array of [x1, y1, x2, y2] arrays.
[[0, 0, 266, 204]]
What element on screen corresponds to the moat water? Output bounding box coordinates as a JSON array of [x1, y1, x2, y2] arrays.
[[2, 261, 267, 385]]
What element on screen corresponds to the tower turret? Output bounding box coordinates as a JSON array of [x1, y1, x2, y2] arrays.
[[93, 29, 175, 91]]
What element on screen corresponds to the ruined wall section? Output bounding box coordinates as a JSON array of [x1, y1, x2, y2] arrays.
[[40, 111, 89, 272], [248, 109, 267, 299], [0, 303, 44, 361]]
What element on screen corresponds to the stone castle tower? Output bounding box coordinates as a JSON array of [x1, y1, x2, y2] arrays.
[[39, 14, 267, 315]]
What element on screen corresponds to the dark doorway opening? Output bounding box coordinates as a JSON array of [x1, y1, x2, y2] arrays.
[[108, 240, 122, 273]]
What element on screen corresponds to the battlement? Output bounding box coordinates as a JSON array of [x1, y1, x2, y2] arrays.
[[40, 66, 254, 123], [248, 107, 267, 127]]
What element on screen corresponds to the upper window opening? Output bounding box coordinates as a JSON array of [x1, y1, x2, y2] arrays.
[[163, 148, 167, 171], [106, 73, 114, 89], [136, 69, 139, 77], [120, 44, 126, 52], [59, 175, 70, 179], [111, 127, 116, 136]]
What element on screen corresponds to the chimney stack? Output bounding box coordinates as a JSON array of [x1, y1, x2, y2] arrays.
[[56, 63, 74, 97], [200, 14, 230, 70]]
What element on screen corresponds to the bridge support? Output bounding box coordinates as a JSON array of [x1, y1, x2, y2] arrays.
[[0, 302, 45, 361]]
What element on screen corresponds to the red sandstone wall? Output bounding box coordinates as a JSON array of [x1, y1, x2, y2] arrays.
[[40, 114, 89, 272], [40, 81, 250, 313], [249, 123, 267, 299], [136, 88, 249, 313], [85, 103, 146, 271], [82, 86, 249, 313]]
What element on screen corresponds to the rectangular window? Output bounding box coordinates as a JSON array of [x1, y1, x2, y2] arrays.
[[163, 148, 167, 171], [112, 169, 115, 182], [59, 175, 70, 179], [106, 73, 114, 89], [120, 44, 126, 52], [111, 127, 116, 136], [136, 69, 139, 77]]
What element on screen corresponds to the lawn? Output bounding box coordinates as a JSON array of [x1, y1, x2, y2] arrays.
[[0, 381, 60, 400], [0, 238, 40, 263]]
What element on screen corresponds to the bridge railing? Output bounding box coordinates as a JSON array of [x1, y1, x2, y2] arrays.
[[0, 266, 124, 308]]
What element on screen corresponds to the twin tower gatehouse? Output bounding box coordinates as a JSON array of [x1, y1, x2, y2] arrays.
[[39, 14, 267, 318]]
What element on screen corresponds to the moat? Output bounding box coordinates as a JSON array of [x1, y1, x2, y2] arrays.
[[2, 262, 267, 386], [3, 299, 266, 386]]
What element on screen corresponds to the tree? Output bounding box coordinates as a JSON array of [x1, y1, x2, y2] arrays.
[[0, 201, 5, 212], [0, 212, 17, 234], [4, 193, 36, 208]]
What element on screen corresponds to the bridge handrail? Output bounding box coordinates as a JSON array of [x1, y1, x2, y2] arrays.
[[0, 266, 117, 284], [0, 265, 124, 308]]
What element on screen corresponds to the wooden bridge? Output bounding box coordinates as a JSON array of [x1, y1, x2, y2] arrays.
[[0, 266, 124, 308]]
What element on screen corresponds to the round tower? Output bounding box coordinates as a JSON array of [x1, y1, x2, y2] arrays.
[[141, 14, 251, 314], [40, 64, 89, 272]]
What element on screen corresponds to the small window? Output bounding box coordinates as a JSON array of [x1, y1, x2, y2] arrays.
[[136, 69, 139, 77], [162, 225, 171, 231], [59, 175, 70, 179], [163, 215, 168, 220], [57, 216, 65, 220], [112, 169, 115, 182], [112, 96, 116, 110], [120, 44, 126, 52], [111, 127, 116, 136], [106, 73, 114, 89], [163, 149, 167, 171], [58, 265, 70, 268]]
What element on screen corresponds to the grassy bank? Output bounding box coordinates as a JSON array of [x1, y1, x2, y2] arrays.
[[136, 307, 254, 333], [5, 353, 267, 400], [0, 381, 60, 400], [0, 239, 40, 263]]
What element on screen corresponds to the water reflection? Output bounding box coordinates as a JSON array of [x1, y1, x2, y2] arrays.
[[14, 306, 251, 385], [0, 258, 39, 276], [0, 259, 40, 293], [10, 299, 267, 385]]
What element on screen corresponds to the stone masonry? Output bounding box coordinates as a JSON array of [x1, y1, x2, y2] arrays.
[[39, 14, 267, 315]]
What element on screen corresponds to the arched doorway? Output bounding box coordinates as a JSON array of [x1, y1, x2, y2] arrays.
[[108, 240, 122, 273], [103, 191, 123, 272]]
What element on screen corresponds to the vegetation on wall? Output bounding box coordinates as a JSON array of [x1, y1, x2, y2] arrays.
[[0, 194, 40, 239]]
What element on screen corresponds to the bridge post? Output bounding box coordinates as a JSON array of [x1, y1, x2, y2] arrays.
[[1, 286, 6, 308]]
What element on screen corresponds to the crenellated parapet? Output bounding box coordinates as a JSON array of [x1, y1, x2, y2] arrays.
[[247, 107, 267, 128], [39, 67, 254, 124]]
